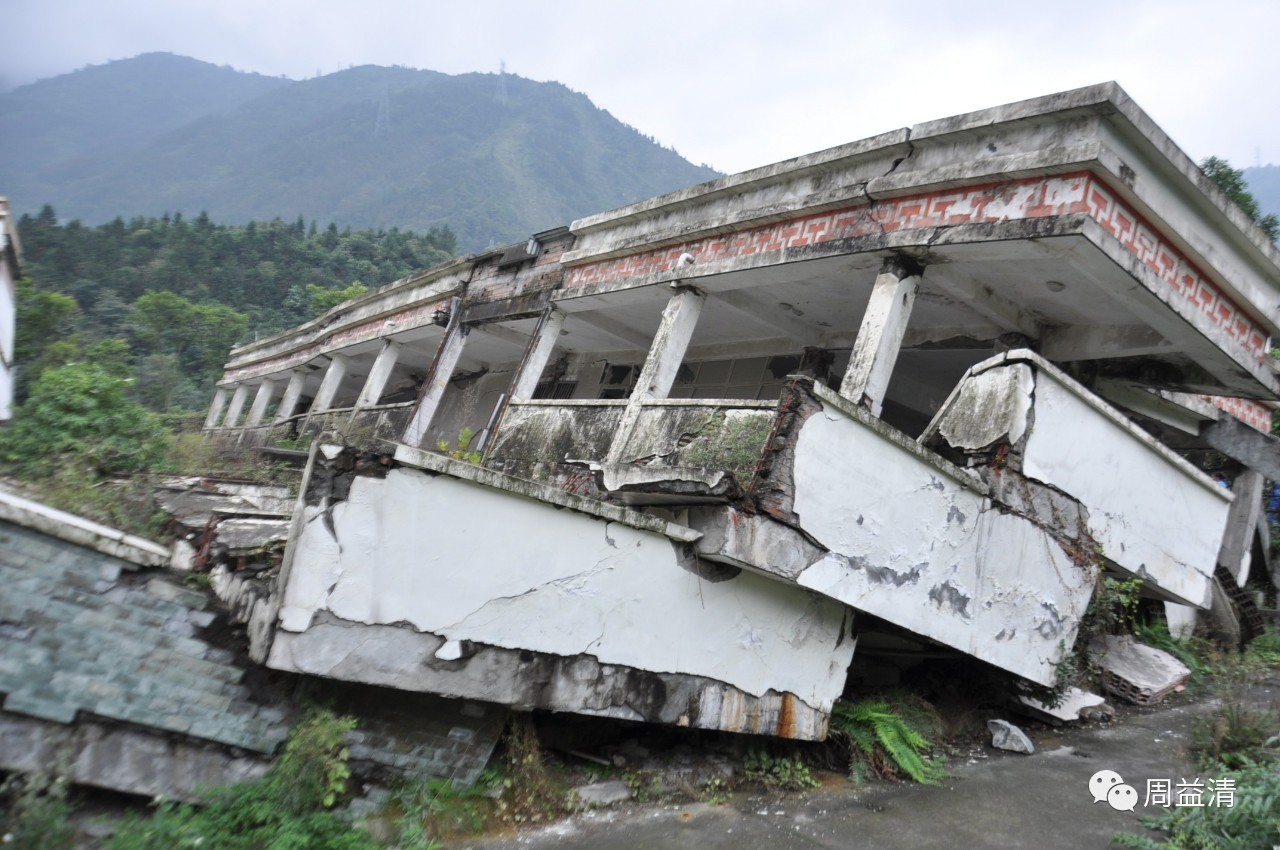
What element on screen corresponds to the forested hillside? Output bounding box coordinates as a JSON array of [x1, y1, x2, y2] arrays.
[[15, 206, 456, 413], [0, 54, 721, 250]]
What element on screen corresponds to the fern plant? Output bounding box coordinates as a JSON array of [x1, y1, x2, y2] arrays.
[[831, 698, 947, 785]]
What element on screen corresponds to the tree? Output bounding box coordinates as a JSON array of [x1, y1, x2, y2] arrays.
[[0, 362, 169, 477], [1201, 156, 1280, 242]]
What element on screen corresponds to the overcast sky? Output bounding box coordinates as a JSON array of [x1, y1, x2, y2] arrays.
[[5, 0, 1277, 175]]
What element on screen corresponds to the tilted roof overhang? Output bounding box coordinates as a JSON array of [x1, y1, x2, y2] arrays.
[[556, 84, 1280, 397]]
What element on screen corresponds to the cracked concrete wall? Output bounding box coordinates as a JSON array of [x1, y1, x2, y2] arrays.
[[269, 463, 854, 739], [930, 354, 1231, 608], [1021, 370, 1229, 607], [784, 390, 1094, 686]]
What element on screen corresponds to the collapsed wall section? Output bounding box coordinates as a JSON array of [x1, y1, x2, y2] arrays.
[[267, 445, 856, 740]]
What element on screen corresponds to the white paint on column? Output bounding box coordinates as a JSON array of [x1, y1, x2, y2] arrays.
[[840, 267, 919, 416], [274, 371, 307, 423], [402, 326, 469, 447], [355, 340, 402, 409], [308, 354, 349, 414], [607, 287, 706, 462], [221, 385, 250, 428], [510, 309, 565, 402], [244, 379, 278, 428], [204, 387, 229, 430]]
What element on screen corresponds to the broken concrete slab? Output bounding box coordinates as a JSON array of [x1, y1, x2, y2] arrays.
[[1016, 687, 1107, 726], [574, 780, 632, 806], [269, 449, 855, 739], [987, 719, 1035, 754], [1089, 635, 1191, 706]]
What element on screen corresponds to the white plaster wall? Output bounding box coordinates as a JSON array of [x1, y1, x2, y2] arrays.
[[1022, 374, 1228, 608], [277, 467, 853, 710], [790, 400, 1094, 685]]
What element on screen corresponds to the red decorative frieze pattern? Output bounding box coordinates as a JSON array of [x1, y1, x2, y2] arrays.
[[1202, 395, 1272, 433], [223, 300, 446, 383], [1083, 182, 1266, 356], [565, 172, 1268, 360]]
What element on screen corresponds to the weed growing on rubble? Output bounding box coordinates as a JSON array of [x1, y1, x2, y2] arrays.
[[390, 773, 497, 849], [830, 694, 947, 786], [493, 714, 572, 825], [436, 427, 482, 464], [743, 750, 820, 792], [0, 767, 75, 850], [108, 708, 376, 850]]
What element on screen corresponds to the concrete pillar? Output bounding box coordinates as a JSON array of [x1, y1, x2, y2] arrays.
[[273, 371, 307, 424], [221, 384, 250, 428], [204, 387, 230, 430], [308, 354, 349, 415], [244, 379, 279, 428], [606, 285, 706, 463], [510, 308, 566, 401], [402, 325, 469, 448], [354, 340, 402, 409], [839, 257, 922, 417], [1219, 469, 1264, 587]]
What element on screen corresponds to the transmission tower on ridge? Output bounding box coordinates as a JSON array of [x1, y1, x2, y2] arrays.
[[374, 86, 391, 137]]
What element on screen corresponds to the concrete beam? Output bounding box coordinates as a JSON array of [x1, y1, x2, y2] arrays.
[[1218, 470, 1264, 587], [471, 321, 531, 349], [1093, 379, 1210, 437], [1202, 414, 1280, 480], [510, 308, 566, 402], [606, 286, 706, 463], [573, 310, 654, 348], [204, 387, 229, 430], [244, 379, 279, 428], [402, 312, 469, 448], [354, 340, 402, 409], [714, 289, 822, 347], [221, 385, 250, 429], [840, 258, 920, 417], [926, 269, 1042, 341], [273, 371, 307, 424], [1040, 324, 1175, 361]]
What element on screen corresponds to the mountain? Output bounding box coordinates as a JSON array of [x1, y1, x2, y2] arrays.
[[1244, 165, 1280, 220], [0, 54, 721, 250]]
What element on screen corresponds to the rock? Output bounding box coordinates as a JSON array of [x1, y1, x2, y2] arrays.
[[574, 780, 632, 806], [987, 719, 1035, 754]]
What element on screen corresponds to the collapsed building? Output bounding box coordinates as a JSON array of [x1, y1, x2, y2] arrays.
[[196, 82, 1280, 743], [2, 81, 1266, 799]]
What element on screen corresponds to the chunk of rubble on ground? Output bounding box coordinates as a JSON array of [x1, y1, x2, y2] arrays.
[[1089, 635, 1192, 706], [1016, 687, 1109, 726], [987, 719, 1036, 754]]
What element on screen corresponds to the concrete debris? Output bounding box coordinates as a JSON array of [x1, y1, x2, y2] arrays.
[[1089, 635, 1191, 706], [574, 780, 633, 806], [1016, 687, 1108, 726], [987, 719, 1035, 754]]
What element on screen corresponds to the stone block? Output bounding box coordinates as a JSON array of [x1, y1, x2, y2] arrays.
[[575, 780, 633, 806], [4, 692, 78, 724], [1089, 635, 1191, 705]]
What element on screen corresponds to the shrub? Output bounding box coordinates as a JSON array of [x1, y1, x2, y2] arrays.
[[831, 695, 947, 785], [108, 709, 376, 850], [0, 361, 169, 478]]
